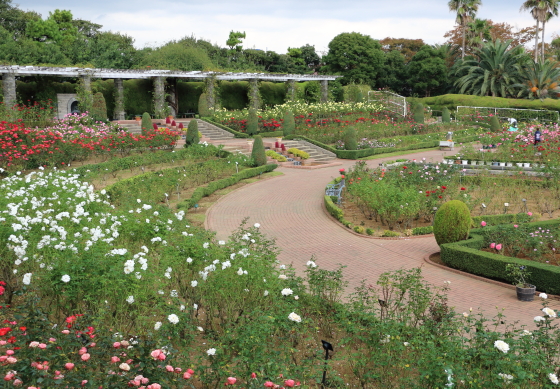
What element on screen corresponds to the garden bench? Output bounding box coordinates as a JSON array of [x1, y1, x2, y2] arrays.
[[439, 141, 454, 150], [179, 112, 196, 118], [325, 180, 345, 204]]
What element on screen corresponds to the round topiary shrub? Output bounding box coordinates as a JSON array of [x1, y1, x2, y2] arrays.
[[185, 119, 199, 146], [251, 135, 267, 166], [343, 127, 358, 150], [490, 115, 501, 131], [141, 112, 151, 136], [247, 109, 258, 136], [442, 107, 451, 123], [283, 110, 295, 137], [414, 103, 424, 124], [433, 200, 472, 245]]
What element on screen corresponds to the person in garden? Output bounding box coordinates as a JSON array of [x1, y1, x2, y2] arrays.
[[534, 127, 542, 145], [508, 118, 518, 131]]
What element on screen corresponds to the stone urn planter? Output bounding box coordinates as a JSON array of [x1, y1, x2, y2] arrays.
[[516, 284, 536, 302]]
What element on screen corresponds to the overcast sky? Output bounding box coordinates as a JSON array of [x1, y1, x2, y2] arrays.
[[14, 0, 560, 54]]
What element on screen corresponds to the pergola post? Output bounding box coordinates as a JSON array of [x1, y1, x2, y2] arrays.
[[249, 78, 260, 110], [286, 79, 296, 102], [113, 78, 125, 120], [153, 76, 166, 118], [321, 80, 329, 102], [2, 72, 16, 107], [77, 75, 93, 113], [206, 77, 216, 111]]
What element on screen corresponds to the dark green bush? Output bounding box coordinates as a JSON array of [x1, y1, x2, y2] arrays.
[[247, 109, 258, 136], [412, 226, 434, 235], [91, 92, 108, 122], [185, 120, 199, 146], [366, 228, 374, 236], [141, 112, 151, 136], [354, 226, 365, 234], [251, 135, 267, 166], [343, 127, 358, 150], [490, 115, 501, 131], [283, 111, 295, 137], [433, 200, 472, 245], [442, 107, 450, 123], [324, 195, 344, 221], [382, 230, 400, 237], [414, 103, 424, 124], [472, 213, 533, 228]]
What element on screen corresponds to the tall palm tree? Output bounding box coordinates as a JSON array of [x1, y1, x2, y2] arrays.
[[467, 18, 492, 49], [448, 0, 482, 59], [514, 59, 560, 100], [454, 40, 528, 97], [520, 0, 559, 62]]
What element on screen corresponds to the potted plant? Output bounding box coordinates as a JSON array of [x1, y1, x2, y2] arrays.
[[506, 264, 535, 301]]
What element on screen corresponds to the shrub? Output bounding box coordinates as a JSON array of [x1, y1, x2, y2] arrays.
[[366, 228, 374, 236], [442, 107, 451, 123], [490, 115, 501, 131], [141, 112, 151, 135], [247, 108, 258, 135], [412, 226, 434, 235], [251, 135, 267, 166], [414, 103, 424, 124], [198, 92, 210, 117], [283, 110, 295, 137], [343, 127, 358, 150], [185, 119, 199, 146], [382, 230, 400, 237], [91, 92, 107, 122], [286, 148, 309, 159], [354, 225, 365, 234], [265, 149, 287, 162], [433, 200, 472, 245]]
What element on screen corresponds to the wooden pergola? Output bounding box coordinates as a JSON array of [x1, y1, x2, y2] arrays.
[[0, 65, 340, 119]]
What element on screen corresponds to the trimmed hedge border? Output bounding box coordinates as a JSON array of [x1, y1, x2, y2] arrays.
[[201, 118, 249, 138], [177, 164, 278, 210], [285, 134, 481, 159], [472, 213, 533, 228], [440, 219, 560, 295]]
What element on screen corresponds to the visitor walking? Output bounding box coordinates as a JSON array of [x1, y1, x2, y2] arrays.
[[534, 128, 542, 146]]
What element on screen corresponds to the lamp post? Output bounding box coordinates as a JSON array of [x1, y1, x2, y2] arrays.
[[321, 340, 333, 387]]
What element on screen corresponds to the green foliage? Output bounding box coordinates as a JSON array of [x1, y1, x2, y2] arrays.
[[141, 112, 151, 136], [283, 110, 295, 137], [382, 230, 400, 237], [251, 135, 267, 167], [433, 200, 472, 245], [515, 60, 560, 100], [185, 119, 199, 146], [406, 45, 448, 97], [366, 228, 374, 236], [324, 195, 344, 221], [344, 84, 370, 102], [472, 213, 533, 227], [343, 127, 358, 150], [137, 41, 213, 71], [353, 225, 365, 234], [490, 115, 501, 131], [219, 81, 249, 110], [265, 149, 287, 162], [198, 92, 209, 117], [442, 107, 451, 123], [246, 108, 258, 136], [413, 103, 425, 124], [324, 32, 385, 85], [412, 226, 434, 235], [90, 91, 107, 122], [203, 118, 249, 138], [286, 148, 309, 159]]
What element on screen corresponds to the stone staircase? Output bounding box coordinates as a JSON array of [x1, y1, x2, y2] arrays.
[[197, 120, 236, 141], [281, 139, 336, 162]]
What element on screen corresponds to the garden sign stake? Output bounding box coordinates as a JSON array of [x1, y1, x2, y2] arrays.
[[321, 340, 333, 387]]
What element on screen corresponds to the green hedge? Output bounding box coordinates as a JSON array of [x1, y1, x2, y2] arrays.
[[419, 94, 560, 113], [472, 213, 533, 228], [324, 195, 343, 221], [177, 163, 277, 209], [201, 118, 249, 138], [440, 219, 560, 295]]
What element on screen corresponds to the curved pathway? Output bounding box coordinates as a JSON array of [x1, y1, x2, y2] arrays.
[[206, 147, 559, 328]]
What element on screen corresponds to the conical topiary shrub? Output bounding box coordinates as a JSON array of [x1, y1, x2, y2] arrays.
[[414, 103, 424, 124], [247, 108, 258, 136], [91, 92, 107, 122], [251, 135, 267, 166], [185, 119, 199, 146], [343, 127, 358, 150], [442, 107, 451, 123], [433, 200, 472, 246], [490, 115, 501, 131], [198, 93, 210, 117], [141, 112, 152, 136], [283, 110, 295, 137]]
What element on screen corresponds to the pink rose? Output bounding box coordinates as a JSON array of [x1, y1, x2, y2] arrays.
[[165, 365, 174, 372], [527, 212, 532, 216], [4, 372, 15, 380], [38, 343, 47, 349], [150, 349, 162, 360], [13, 378, 22, 386], [49, 338, 56, 342], [110, 356, 120, 364], [489, 243, 495, 249], [496, 244, 502, 250], [183, 372, 192, 379], [480, 221, 486, 227], [81, 353, 90, 361], [65, 363, 74, 370], [29, 341, 40, 348], [284, 379, 295, 387], [6, 357, 17, 364], [6, 350, 14, 355], [89, 342, 96, 347], [148, 384, 161, 389], [227, 377, 237, 385], [113, 342, 121, 348], [78, 347, 87, 355], [264, 382, 275, 388], [251, 372, 257, 379], [514, 225, 518, 228], [61, 330, 70, 334], [174, 367, 182, 373], [81, 380, 88, 386], [187, 369, 194, 375]]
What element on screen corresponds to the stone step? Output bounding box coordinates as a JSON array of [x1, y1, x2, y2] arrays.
[[279, 139, 336, 161]]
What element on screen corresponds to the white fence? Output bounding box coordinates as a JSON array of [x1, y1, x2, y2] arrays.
[[456, 106, 559, 123], [368, 90, 408, 117]]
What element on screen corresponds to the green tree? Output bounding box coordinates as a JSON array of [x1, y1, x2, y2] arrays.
[[343, 127, 358, 150], [520, 0, 559, 62], [514, 59, 560, 100], [185, 119, 199, 146], [246, 109, 258, 136], [323, 32, 385, 85], [283, 111, 295, 137], [251, 135, 267, 166], [91, 92, 107, 122], [26, 9, 78, 44], [467, 18, 493, 49], [138, 42, 213, 71], [141, 112, 152, 136], [198, 93, 209, 116], [414, 103, 425, 123], [226, 30, 246, 64], [442, 107, 451, 122], [453, 40, 528, 97], [376, 50, 407, 93], [406, 45, 448, 97], [448, 0, 482, 59]]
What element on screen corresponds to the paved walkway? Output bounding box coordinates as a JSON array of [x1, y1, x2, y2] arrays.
[[205, 146, 559, 329]]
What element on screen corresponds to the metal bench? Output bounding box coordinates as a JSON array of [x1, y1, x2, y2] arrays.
[[325, 180, 345, 204], [179, 112, 196, 118], [439, 141, 454, 150]]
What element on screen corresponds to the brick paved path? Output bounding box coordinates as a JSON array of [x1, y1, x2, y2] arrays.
[[206, 147, 559, 328]]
